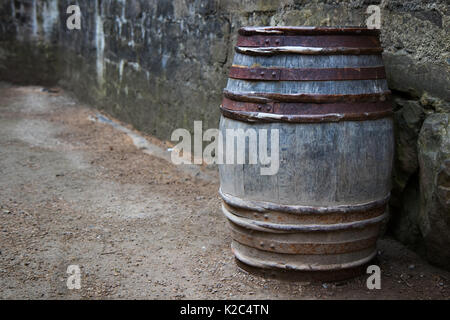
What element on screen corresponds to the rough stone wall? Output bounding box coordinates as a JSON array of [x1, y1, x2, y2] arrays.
[[0, 0, 449, 269]]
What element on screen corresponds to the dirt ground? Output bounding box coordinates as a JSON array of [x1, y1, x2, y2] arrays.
[[0, 83, 448, 300]]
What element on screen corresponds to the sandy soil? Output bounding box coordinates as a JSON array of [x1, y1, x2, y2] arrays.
[[0, 83, 448, 300]]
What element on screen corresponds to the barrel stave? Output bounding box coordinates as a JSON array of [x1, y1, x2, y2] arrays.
[[220, 117, 393, 206]]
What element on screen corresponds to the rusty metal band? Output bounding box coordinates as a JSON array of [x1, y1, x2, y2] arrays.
[[229, 66, 386, 81], [230, 226, 378, 255], [223, 89, 391, 103], [222, 204, 388, 232], [220, 98, 393, 123], [235, 46, 383, 56], [232, 241, 378, 271], [219, 188, 390, 215], [236, 35, 381, 48], [223, 202, 386, 225], [238, 26, 381, 36], [220, 105, 392, 123], [222, 97, 392, 114]]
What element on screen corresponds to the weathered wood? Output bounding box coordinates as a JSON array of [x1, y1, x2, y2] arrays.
[[218, 26, 394, 277], [226, 78, 389, 95], [233, 53, 384, 68], [238, 26, 381, 36], [220, 117, 393, 205]]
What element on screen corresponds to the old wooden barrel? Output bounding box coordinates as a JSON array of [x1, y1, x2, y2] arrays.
[[218, 26, 394, 279]]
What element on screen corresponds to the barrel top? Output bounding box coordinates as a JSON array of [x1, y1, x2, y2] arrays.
[[239, 26, 380, 36]]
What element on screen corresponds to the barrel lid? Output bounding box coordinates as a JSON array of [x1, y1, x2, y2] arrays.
[[239, 26, 380, 36]]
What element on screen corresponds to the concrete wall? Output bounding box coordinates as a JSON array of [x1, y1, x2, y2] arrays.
[[0, 0, 449, 269]]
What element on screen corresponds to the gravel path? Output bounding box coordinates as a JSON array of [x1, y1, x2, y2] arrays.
[[0, 83, 448, 299]]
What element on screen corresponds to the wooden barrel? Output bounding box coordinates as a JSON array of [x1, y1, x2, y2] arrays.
[[218, 26, 394, 279]]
